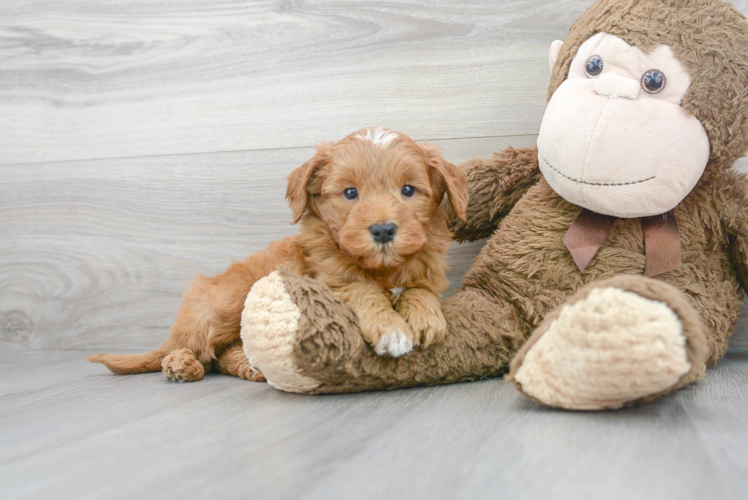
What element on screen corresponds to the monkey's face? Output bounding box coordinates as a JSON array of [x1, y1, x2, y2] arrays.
[[537, 33, 711, 218]]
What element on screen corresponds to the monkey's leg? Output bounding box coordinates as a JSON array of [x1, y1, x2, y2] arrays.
[[506, 275, 709, 410], [239, 270, 526, 394]]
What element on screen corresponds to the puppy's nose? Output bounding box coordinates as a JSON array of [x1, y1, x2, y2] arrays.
[[370, 223, 397, 244]]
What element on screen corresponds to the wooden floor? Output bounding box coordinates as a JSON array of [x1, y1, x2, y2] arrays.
[[1, 350, 747, 500], [3, 1, 748, 498]]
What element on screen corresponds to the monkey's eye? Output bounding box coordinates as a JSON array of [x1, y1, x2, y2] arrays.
[[343, 188, 358, 200], [585, 56, 604, 77], [401, 185, 416, 197], [641, 69, 666, 94]]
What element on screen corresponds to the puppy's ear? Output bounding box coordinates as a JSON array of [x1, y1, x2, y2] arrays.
[[421, 143, 468, 221], [286, 142, 334, 224]]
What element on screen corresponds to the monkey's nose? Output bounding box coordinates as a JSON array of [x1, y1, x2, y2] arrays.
[[593, 73, 640, 100], [370, 223, 397, 244]]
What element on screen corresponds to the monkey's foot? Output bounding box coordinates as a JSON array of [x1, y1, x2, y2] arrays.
[[241, 270, 388, 394], [240, 271, 325, 393], [507, 276, 708, 410]]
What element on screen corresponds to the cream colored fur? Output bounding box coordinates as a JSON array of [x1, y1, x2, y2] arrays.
[[568, 33, 693, 104], [593, 73, 641, 100], [537, 33, 710, 218], [514, 287, 691, 410], [241, 272, 320, 393]]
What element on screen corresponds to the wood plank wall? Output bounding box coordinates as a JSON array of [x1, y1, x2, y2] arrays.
[[2, 0, 747, 351]]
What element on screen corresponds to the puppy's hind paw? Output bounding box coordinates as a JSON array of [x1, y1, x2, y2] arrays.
[[161, 348, 205, 382], [374, 328, 414, 357]]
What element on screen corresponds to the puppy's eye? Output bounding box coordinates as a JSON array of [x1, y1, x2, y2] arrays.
[[401, 185, 416, 197], [641, 69, 666, 94], [585, 55, 604, 77], [343, 188, 358, 200]]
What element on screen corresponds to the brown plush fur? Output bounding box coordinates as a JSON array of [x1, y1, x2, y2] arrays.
[[87, 128, 467, 381], [244, 0, 748, 403]]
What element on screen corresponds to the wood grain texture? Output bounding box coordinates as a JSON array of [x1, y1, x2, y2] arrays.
[[0, 0, 600, 164], [1, 0, 747, 352], [1, 350, 747, 500], [0, 135, 533, 351], [2, 146, 748, 351]]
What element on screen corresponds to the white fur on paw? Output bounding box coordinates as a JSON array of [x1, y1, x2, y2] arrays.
[[515, 287, 691, 410], [374, 329, 414, 357], [240, 271, 319, 393]]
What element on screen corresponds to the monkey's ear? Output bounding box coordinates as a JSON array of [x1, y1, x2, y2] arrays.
[[421, 143, 468, 221], [549, 40, 564, 71], [286, 142, 334, 224]]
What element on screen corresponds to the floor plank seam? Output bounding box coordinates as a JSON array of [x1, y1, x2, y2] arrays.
[[0, 134, 540, 167]]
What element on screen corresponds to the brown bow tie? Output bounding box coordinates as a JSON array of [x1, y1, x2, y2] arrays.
[[562, 209, 682, 277]]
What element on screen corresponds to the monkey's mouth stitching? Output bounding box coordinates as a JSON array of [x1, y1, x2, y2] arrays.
[[539, 153, 655, 186]]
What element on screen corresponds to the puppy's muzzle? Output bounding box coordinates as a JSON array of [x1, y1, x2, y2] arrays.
[[369, 223, 397, 244]]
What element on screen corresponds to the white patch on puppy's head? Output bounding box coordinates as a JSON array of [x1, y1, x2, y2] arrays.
[[357, 127, 399, 147]]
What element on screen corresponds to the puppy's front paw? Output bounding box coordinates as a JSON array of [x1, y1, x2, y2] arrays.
[[375, 329, 415, 357], [360, 312, 414, 357], [397, 300, 447, 349]]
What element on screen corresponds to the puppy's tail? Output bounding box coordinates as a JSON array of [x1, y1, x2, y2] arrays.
[[86, 345, 171, 375]]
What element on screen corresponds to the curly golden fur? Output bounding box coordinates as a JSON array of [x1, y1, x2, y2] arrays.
[[87, 127, 467, 381]]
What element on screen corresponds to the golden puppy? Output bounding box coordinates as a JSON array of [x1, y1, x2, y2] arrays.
[[87, 127, 467, 382]]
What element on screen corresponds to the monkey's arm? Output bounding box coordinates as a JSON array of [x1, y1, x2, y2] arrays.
[[445, 146, 542, 242], [720, 169, 748, 293]]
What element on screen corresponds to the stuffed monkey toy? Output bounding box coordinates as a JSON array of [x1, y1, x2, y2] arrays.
[[239, 0, 748, 410]]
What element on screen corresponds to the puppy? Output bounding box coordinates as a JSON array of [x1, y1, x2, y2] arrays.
[[87, 127, 467, 382]]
